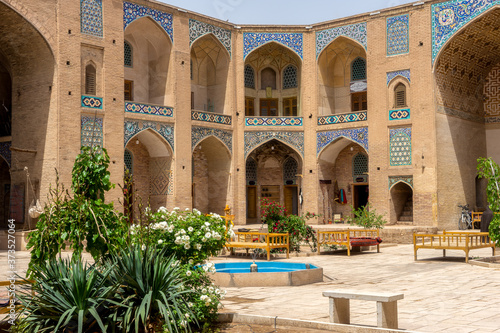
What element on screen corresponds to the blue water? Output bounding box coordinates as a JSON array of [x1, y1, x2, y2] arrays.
[[215, 262, 317, 274]]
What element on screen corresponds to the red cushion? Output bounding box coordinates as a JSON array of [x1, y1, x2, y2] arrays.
[[350, 237, 382, 247]]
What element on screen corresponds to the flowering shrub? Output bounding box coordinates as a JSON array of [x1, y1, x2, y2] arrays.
[[260, 199, 286, 224]]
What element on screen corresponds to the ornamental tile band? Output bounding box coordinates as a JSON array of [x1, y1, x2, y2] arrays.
[[243, 33, 303, 59], [245, 131, 304, 158], [316, 22, 367, 58], [124, 120, 174, 151], [245, 117, 303, 127], [389, 127, 412, 166], [317, 128, 368, 155], [123, 2, 173, 42], [125, 102, 173, 117], [389, 109, 411, 121], [432, 0, 500, 63], [81, 0, 103, 37], [189, 19, 231, 56], [389, 175, 413, 189], [387, 69, 411, 85], [192, 126, 232, 153], [317, 112, 367, 125], [387, 14, 409, 56], [192, 111, 231, 125], [82, 116, 103, 148], [82, 95, 103, 109], [0, 141, 11, 166]]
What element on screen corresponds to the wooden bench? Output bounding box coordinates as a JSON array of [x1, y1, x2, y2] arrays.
[[226, 232, 289, 261], [413, 230, 495, 263], [323, 290, 404, 329], [317, 229, 382, 256]]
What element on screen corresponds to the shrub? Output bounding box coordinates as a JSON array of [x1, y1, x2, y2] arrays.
[[260, 199, 285, 225], [477, 157, 500, 243], [345, 204, 387, 229]]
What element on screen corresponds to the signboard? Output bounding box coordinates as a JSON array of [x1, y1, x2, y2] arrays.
[[350, 80, 367, 93]]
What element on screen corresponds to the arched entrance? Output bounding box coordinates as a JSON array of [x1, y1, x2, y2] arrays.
[[318, 138, 368, 223], [192, 136, 231, 215], [245, 139, 303, 223], [390, 182, 413, 224]]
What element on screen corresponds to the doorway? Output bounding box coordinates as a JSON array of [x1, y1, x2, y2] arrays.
[[284, 185, 298, 215], [352, 184, 368, 210]]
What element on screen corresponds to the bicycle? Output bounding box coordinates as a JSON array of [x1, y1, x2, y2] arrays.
[[458, 204, 472, 230]]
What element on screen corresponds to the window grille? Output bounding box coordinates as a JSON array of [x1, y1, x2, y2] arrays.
[[246, 158, 257, 184], [283, 65, 298, 89], [124, 149, 133, 174], [351, 57, 366, 81], [85, 64, 96, 95], [394, 83, 406, 108], [352, 153, 368, 177], [124, 41, 133, 67], [244, 65, 255, 88], [283, 157, 298, 185]]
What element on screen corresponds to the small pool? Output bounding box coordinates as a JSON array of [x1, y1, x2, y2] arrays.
[[211, 262, 323, 287]]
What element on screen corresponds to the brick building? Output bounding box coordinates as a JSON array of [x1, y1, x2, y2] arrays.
[[0, 0, 498, 230]]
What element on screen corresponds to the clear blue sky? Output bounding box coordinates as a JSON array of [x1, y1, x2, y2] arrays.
[[157, 0, 417, 25]]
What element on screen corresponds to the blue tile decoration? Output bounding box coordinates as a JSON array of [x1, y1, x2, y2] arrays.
[[316, 23, 367, 58], [81, 95, 103, 109], [387, 69, 411, 85], [123, 2, 173, 42], [389, 127, 412, 166], [124, 120, 174, 151], [389, 108, 411, 121], [317, 112, 367, 125], [191, 111, 231, 125], [388, 175, 413, 190], [81, 0, 103, 37], [189, 19, 231, 57], [192, 126, 232, 153], [0, 141, 11, 166], [243, 33, 303, 59], [387, 14, 409, 56], [244, 131, 304, 158], [125, 102, 173, 117], [432, 0, 500, 63], [317, 128, 368, 155], [245, 117, 303, 127], [485, 116, 500, 123], [437, 105, 484, 123], [81, 116, 103, 148]]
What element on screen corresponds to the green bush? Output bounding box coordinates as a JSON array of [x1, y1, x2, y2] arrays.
[[345, 204, 387, 229], [477, 157, 500, 243]]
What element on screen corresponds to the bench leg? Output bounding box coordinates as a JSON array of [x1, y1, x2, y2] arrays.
[[443, 249, 446, 258], [377, 301, 398, 329], [493, 246, 496, 256], [267, 249, 270, 261], [329, 298, 350, 324]]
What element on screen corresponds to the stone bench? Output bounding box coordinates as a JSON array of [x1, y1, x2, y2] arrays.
[[322, 290, 404, 329]]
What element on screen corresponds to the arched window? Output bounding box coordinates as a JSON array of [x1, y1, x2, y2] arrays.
[[351, 57, 366, 81], [246, 158, 257, 185], [283, 157, 298, 185], [124, 149, 133, 174], [394, 83, 407, 108], [85, 63, 96, 95], [283, 65, 298, 89], [352, 153, 368, 177], [244, 65, 255, 89], [261, 67, 276, 90], [124, 41, 133, 67]]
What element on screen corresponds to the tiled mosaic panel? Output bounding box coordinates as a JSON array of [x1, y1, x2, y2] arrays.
[[0, 141, 11, 166], [244, 131, 304, 158], [434, 9, 500, 119], [386, 70, 411, 85], [317, 128, 368, 155], [124, 120, 174, 150], [125, 102, 173, 117], [317, 111, 367, 125], [387, 14, 409, 56], [245, 117, 303, 126], [484, 64, 500, 117], [191, 111, 231, 125], [389, 127, 411, 166], [316, 22, 367, 58], [81, 95, 103, 109], [243, 33, 303, 59], [192, 127, 232, 153], [81, 0, 103, 37], [432, 0, 500, 63], [150, 158, 171, 196], [123, 2, 173, 42], [389, 109, 410, 121], [81, 116, 103, 148], [189, 19, 231, 56], [388, 175, 413, 189]]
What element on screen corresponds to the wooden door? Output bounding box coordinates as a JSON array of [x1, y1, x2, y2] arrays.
[[284, 185, 298, 215], [247, 186, 257, 218]]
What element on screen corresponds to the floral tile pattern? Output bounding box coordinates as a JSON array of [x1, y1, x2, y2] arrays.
[[243, 33, 303, 59], [189, 19, 231, 56], [123, 2, 173, 42], [192, 126, 232, 153], [81, 0, 103, 37], [316, 22, 367, 58], [387, 69, 411, 85], [81, 116, 103, 148], [389, 127, 412, 166], [244, 131, 304, 158], [387, 14, 409, 56], [317, 128, 368, 155]]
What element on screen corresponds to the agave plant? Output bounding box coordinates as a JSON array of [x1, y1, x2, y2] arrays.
[[17, 258, 117, 333], [107, 245, 195, 333]]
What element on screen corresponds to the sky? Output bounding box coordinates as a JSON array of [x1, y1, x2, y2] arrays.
[[157, 0, 417, 25]]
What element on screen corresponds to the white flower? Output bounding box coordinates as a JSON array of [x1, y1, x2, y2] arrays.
[[173, 207, 180, 211], [188, 259, 194, 265], [185, 313, 190, 318], [200, 295, 209, 301], [188, 227, 194, 232], [205, 232, 211, 238], [195, 244, 202, 250], [202, 288, 207, 294], [141, 244, 146, 251], [205, 222, 211, 227], [180, 320, 187, 327], [168, 225, 175, 232], [158, 239, 163, 244], [201, 237, 207, 242], [186, 270, 192, 277], [188, 302, 193, 307], [184, 243, 191, 250], [158, 206, 167, 213], [185, 208, 190, 211]]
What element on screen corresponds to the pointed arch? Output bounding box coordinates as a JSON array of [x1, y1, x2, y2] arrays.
[[192, 126, 232, 154], [244, 131, 304, 159], [123, 2, 173, 43], [243, 33, 303, 60]]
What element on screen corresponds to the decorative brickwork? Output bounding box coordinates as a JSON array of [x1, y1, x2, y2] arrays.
[[317, 112, 367, 125], [317, 128, 368, 155], [316, 22, 367, 58], [389, 175, 413, 190], [124, 120, 174, 150], [389, 108, 410, 121], [189, 19, 231, 57], [192, 127, 232, 153], [243, 33, 303, 59], [245, 131, 304, 158], [81, 0, 103, 37], [389, 127, 412, 166], [150, 158, 171, 195], [81, 116, 103, 148], [81, 95, 103, 109], [125, 102, 173, 117], [387, 69, 411, 85], [123, 2, 173, 42], [191, 111, 231, 125], [484, 64, 500, 118], [387, 14, 409, 56], [245, 117, 302, 127]]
